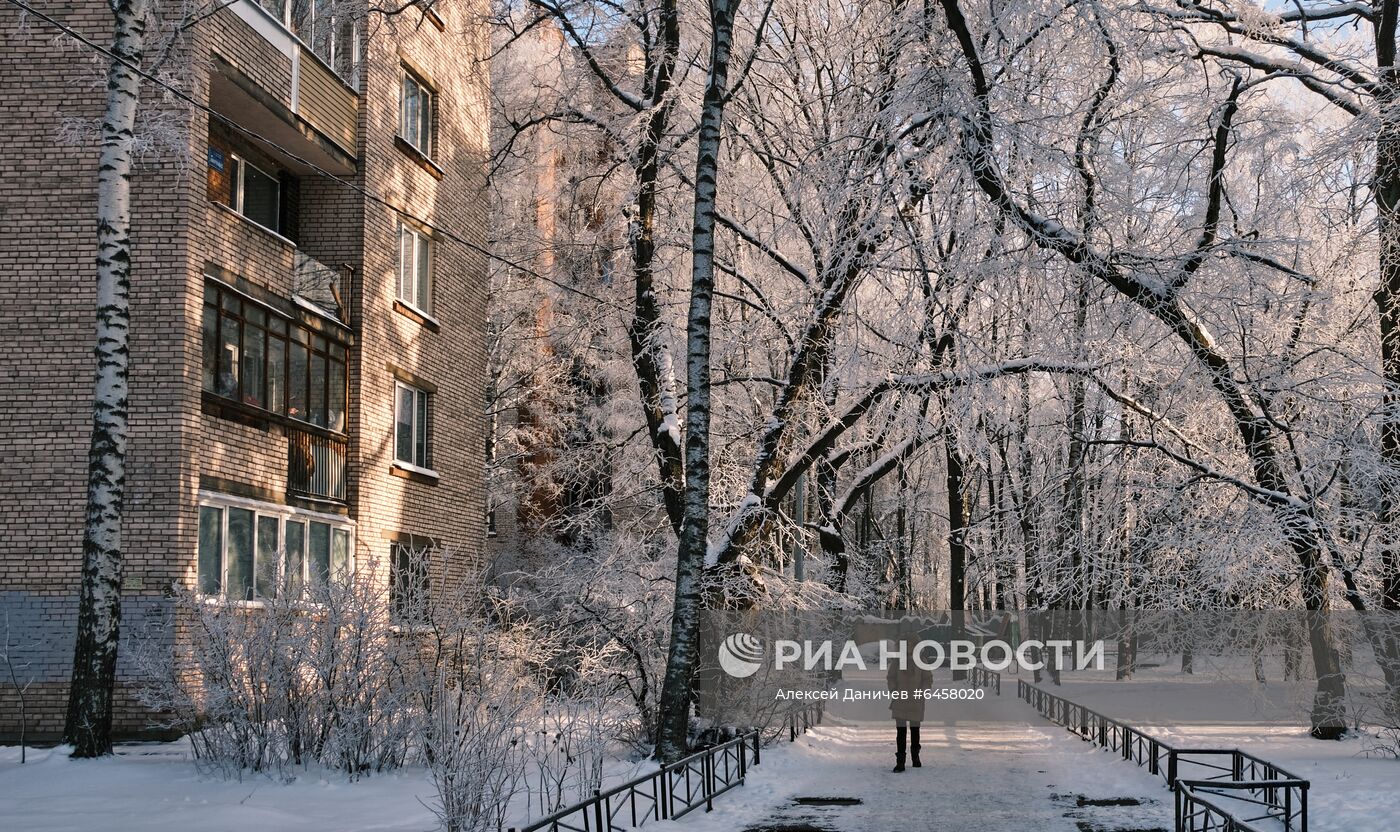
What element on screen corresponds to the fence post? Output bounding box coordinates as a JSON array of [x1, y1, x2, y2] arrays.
[[593, 789, 604, 832], [704, 753, 714, 812], [660, 765, 669, 820], [753, 730, 761, 766], [1168, 749, 1177, 788]]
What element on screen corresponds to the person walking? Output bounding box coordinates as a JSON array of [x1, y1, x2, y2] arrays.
[[886, 643, 932, 773]]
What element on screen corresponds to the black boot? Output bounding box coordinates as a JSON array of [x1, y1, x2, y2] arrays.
[[910, 725, 922, 768], [893, 724, 907, 772]]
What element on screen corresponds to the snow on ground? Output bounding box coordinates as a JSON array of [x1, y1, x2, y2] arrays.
[[0, 741, 443, 832], [0, 739, 656, 832], [1041, 663, 1400, 832], [657, 691, 1171, 832]]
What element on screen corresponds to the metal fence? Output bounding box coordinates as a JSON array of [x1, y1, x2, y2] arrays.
[[968, 665, 1001, 695], [509, 702, 824, 832], [1006, 677, 1308, 832]]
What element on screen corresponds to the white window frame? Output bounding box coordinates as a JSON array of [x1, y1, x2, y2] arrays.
[[196, 491, 355, 603], [400, 70, 434, 158], [397, 222, 434, 317], [393, 381, 435, 475], [228, 153, 281, 234]]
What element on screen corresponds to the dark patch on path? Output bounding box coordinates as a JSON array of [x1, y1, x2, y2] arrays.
[[1075, 796, 1145, 807], [1050, 792, 1165, 832], [792, 797, 864, 806]]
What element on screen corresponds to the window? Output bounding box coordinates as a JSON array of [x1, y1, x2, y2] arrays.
[[227, 154, 281, 233], [202, 280, 348, 433], [197, 495, 353, 600], [389, 542, 431, 624], [394, 382, 431, 470], [260, 0, 360, 85], [400, 71, 433, 157], [397, 223, 433, 314]]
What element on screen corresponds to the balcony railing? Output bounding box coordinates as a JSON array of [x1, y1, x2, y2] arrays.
[[289, 425, 347, 503]]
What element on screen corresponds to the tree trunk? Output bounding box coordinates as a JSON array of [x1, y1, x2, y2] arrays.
[[944, 403, 968, 681], [627, 0, 685, 537], [654, 0, 741, 763], [64, 0, 150, 758]]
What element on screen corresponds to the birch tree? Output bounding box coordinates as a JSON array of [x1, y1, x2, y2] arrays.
[[63, 0, 151, 759]]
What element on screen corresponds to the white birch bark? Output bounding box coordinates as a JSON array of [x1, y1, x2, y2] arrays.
[[64, 0, 150, 758], [654, 0, 741, 763]]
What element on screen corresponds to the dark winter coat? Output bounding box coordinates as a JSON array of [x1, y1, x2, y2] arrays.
[[886, 662, 933, 722]]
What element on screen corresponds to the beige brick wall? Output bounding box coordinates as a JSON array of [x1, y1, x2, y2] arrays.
[[0, 0, 490, 741]]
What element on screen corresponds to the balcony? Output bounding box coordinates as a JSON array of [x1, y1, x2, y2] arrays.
[[213, 1, 360, 171], [289, 426, 347, 503]]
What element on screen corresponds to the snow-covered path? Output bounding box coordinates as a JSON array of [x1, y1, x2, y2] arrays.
[[665, 694, 1171, 832]]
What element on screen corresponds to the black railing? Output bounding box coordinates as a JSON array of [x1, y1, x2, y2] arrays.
[[1014, 680, 1308, 832], [288, 426, 347, 502], [969, 665, 1001, 695], [510, 703, 823, 832], [1170, 751, 1308, 832]]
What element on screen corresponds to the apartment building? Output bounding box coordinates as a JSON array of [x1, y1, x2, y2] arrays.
[[0, 0, 490, 740]]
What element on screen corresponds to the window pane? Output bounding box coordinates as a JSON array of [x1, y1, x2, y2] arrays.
[[242, 323, 265, 408], [256, 515, 279, 599], [403, 78, 418, 145], [241, 163, 280, 231], [334, 18, 357, 82], [227, 158, 241, 211], [416, 235, 431, 312], [414, 390, 428, 468], [267, 335, 286, 414], [202, 303, 218, 393], [398, 225, 411, 302], [198, 506, 223, 595], [395, 385, 414, 463], [328, 357, 346, 433], [285, 520, 306, 595], [309, 352, 327, 427], [218, 312, 240, 398], [331, 528, 350, 580], [418, 91, 432, 155], [259, 0, 289, 23], [309, 521, 331, 586], [289, 341, 308, 421], [227, 508, 254, 601]]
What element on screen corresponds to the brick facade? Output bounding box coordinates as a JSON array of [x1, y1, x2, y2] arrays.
[[0, 0, 490, 741]]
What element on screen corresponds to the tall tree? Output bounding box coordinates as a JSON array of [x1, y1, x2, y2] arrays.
[[65, 0, 151, 758], [654, 0, 743, 763]]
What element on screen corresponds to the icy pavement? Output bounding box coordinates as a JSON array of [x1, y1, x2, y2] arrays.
[[662, 694, 1171, 832]]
